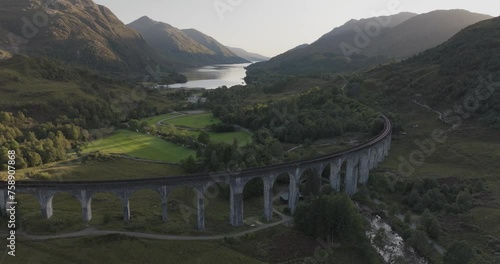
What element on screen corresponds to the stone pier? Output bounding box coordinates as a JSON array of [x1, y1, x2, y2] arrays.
[[1, 115, 392, 231], [195, 187, 205, 231], [229, 178, 245, 227]]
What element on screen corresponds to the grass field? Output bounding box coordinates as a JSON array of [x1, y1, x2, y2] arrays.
[[3, 224, 376, 264], [165, 113, 220, 128], [186, 130, 253, 146], [7, 236, 261, 264], [83, 130, 196, 163], [0, 157, 185, 182], [2, 221, 376, 264], [162, 112, 253, 145]]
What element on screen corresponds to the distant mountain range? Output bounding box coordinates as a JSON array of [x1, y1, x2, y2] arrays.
[[127, 16, 249, 66], [249, 10, 492, 75], [227, 47, 269, 62]]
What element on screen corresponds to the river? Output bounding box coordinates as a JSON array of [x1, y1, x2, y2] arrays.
[[161, 63, 251, 89], [367, 215, 428, 264]]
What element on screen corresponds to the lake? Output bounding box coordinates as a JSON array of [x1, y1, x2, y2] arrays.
[[162, 63, 252, 89]]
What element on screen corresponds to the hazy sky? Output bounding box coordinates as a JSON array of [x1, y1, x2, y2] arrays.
[[94, 0, 500, 57]]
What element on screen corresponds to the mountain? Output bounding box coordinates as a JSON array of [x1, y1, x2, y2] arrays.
[[249, 10, 491, 76], [362, 9, 493, 58], [359, 16, 500, 127], [181, 28, 248, 64], [128, 16, 248, 66], [248, 12, 417, 75], [0, 0, 178, 77], [226, 47, 269, 62]]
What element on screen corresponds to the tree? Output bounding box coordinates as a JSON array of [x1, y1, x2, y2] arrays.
[[243, 178, 263, 199], [373, 228, 389, 249], [128, 119, 140, 131], [473, 180, 485, 193], [26, 151, 43, 167], [0, 112, 13, 123], [181, 156, 197, 174], [294, 193, 365, 242], [197, 131, 211, 145], [268, 140, 284, 160], [420, 209, 441, 240], [443, 241, 474, 264], [456, 191, 473, 212], [408, 231, 434, 259], [404, 211, 412, 223]]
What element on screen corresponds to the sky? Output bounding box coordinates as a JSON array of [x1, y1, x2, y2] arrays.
[[94, 0, 500, 57]]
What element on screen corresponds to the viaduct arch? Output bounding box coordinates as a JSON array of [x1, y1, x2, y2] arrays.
[[0, 115, 392, 230]]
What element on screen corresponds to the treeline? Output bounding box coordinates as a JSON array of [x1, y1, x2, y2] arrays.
[[357, 174, 489, 263], [181, 128, 285, 174], [207, 86, 379, 143], [0, 111, 88, 170], [294, 193, 382, 264], [126, 119, 201, 150], [400, 178, 479, 214]]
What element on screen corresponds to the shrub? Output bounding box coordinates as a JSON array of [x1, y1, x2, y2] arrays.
[[443, 241, 474, 264], [420, 209, 441, 240], [31, 172, 51, 180], [456, 191, 473, 212]]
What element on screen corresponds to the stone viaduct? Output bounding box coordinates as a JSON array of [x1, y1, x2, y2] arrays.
[[0, 115, 392, 231]]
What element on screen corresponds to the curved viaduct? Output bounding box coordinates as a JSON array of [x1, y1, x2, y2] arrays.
[[0, 116, 392, 231]]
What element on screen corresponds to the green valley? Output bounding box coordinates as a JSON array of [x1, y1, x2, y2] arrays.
[[1, 1, 500, 264]]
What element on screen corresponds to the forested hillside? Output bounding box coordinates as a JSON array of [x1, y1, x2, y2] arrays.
[[358, 16, 500, 127]]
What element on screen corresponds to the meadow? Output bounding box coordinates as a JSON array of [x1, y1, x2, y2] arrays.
[[83, 130, 196, 163], [143, 112, 182, 125], [164, 113, 220, 128], [186, 130, 253, 146]]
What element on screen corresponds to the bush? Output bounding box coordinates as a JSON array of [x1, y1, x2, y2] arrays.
[[456, 191, 473, 212], [223, 237, 239, 246], [401, 226, 412, 240], [445, 203, 460, 214], [473, 180, 485, 193], [352, 185, 370, 205], [404, 211, 412, 223], [31, 172, 51, 180], [443, 241, 475, 264], [102, 213, 112, 224], [408, 231, 439, 262], [420, 209, 441, 240]]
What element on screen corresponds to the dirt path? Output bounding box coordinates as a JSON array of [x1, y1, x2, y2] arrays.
[[19, 220, 283, 242], [155, 111, 188, 126], [411, 99, 458, 131]]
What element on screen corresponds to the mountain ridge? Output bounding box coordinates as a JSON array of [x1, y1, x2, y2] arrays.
[[0, 0, 180, 77], [360, 16, 500, 126], [128, 16, 248, 66], [226, 46, 269, 62], [249, 10, 492, 76]]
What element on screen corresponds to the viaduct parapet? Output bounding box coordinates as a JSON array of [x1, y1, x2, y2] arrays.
[[0, 115, 392, 230]]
